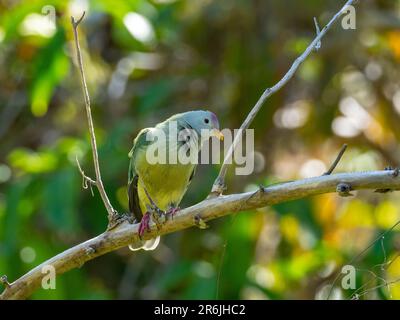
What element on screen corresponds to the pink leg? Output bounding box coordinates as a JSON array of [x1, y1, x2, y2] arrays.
[[138, 212, 151, 238]]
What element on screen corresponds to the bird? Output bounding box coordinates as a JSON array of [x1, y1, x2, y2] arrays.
[[127, 110, 223, 251]]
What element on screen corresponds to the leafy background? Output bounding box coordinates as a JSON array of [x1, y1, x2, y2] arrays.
[[1, 0, 400, 299]]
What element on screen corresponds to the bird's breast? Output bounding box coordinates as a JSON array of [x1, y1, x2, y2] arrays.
[[137, 161, 195, 212]]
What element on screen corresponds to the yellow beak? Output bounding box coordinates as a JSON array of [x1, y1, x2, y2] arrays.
[[212, 129, 224, 141]]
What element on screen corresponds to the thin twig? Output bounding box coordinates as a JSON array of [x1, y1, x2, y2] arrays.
[[1, 169, 400, 300], [352, 277, 400, 300], [327, 219, 400, 299], [210, 0, 356, 196], [374, 251, 400, 272], [75, 156, 95, 196], [313, 17, 321, 51], [348, 268, 389, 300], [323, 144, 348, 175], [71, 13, 116, 222]]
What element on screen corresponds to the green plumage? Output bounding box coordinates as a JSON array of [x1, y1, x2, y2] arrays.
[[128, 126, 196, 218], [127, 110, 221, 251]]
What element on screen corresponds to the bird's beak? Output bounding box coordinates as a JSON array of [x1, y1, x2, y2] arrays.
[[211, 128, 224, 141]]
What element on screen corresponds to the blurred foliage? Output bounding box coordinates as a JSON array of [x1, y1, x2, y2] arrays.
[[1, 0, 400, 300]]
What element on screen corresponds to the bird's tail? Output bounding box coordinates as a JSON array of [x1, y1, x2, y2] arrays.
[[128, 236, 160, 251]]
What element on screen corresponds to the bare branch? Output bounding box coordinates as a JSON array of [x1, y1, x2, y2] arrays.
[[323, 144, 348, 175], [71, 13, 117, 222], [1, 169, 399, 300], [210, 0, 356, 196]]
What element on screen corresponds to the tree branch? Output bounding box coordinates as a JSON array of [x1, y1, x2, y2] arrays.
[[1, 169, 400, 300], [71, 13, 117, 224], [324, 144, 348, 175], [210, 0, 356, 196]]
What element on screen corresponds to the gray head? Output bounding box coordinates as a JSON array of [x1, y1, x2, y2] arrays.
[[169, 110, 223, 141]]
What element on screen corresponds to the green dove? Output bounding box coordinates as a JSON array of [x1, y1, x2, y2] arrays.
[[127, 110, 223, 251]]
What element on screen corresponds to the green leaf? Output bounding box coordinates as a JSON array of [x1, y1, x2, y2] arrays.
[[8, 148, 58, 174], [30, 28, 69, 117]]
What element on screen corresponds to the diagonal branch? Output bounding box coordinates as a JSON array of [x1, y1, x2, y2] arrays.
[[210, 0, 357, 196], [323, 144, 348, 175], [1, 169, 400, 300], [71, 13, 117, 223]]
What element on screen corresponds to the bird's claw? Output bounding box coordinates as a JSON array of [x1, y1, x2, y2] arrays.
[[155, 207, 165, 219], [107, 212, 134, 231], [166, 206, 180, 220], [138, 205, 179, 237], [138, 212, 151, 238], [151, 210, 164, 230]]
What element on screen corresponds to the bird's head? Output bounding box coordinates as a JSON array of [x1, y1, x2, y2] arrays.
[[178, 110, 224, 142]]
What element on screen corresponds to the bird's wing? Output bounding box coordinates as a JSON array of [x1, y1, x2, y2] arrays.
[[128, 128, 152, 221]]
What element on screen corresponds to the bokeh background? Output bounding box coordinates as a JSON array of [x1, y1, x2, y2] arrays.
[[1, 0, 400, 299]]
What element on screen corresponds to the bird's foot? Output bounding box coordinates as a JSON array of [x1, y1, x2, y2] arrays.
[[107, 212, 134, 231], [142, 204, 178, 233], [138, 212, 151, 238], [166, 206, 180, 220], [147, 204, 165, 229]]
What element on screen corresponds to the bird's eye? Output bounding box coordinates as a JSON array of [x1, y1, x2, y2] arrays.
[[204, 118, 209, 124]]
